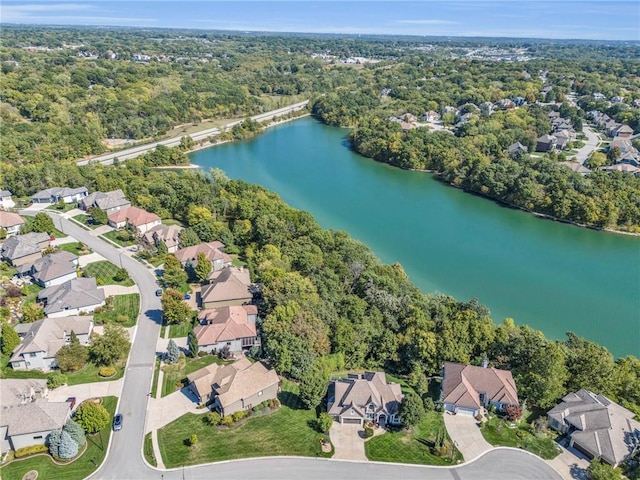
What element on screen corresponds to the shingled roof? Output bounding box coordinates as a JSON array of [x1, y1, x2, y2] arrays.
[[201, 267, 253, 305], [174, 241, 229, 265], [194, 305, 258, 346], [19, 251, 78, 284], [0, 211, 25, 229], [442, 361, 519, 409], [80, 189, 130, 212], [38, 277, 105, 315], [0, 400, 71, 436], [108, 206, 160, 227], [328, 372, 403, 420], [1, 232, 50, 261]]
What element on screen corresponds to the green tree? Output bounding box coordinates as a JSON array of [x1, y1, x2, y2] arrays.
[[1, 320, 21, 355], [47, 429, 62, 458], [298, 367, 328, 410], [156, 239, 168, 256], [90, 207, 108, 225], [565, 332, 615, 395], [74, 401, 110, 433], [166, 339, 180, 364], [178, 228, 200, 248], [0, 228, 7, 240], [161, 289, 192, 325], [162, 254, 187, 288], [58, 429, 79, 459], [47, 372, 68, 389], [21, 303, 45, 323], [113, 267, 130, 282], [56, 341, 88, 372], [89, 324, 130, 366], [317, 412, 333, 433], [188, 329, 199, 358], [587, 459, 623, 480], [31, 212, 55, 233], [399, 391, 425, 428], [194, 252, 212, 282], [63, 419, 86, 447]]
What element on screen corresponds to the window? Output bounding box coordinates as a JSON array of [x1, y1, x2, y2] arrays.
[[33, 435, 43, 440], [226, 342, 231, 346], [29, 352, 37, 357]]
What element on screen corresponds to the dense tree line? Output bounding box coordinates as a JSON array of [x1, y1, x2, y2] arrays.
[[2, 159, 638, 415]]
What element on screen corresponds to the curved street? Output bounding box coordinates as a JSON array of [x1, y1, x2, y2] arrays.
[[42, 213, 561, 480]]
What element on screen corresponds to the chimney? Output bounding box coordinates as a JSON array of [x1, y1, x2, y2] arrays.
[[482, 356, 489, 368]]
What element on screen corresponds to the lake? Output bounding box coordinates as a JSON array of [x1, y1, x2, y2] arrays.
[[190, 117, 640, 357]]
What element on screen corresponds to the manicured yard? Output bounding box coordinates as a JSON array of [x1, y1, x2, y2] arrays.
[[22, 216, 66, 238], [83, 260, 134, 287], [58, 242, 91, 256], [168, 320, 194, 339], [143, 433, 157, 467], [0, 396, 116, 480], [365, 411, 463, 465], [71, 214, 102, 230], [46, 202, 77, 213], [94, 293, 140, 327], [22, 283, 43, 305], [157, 380, 331, 467], [480, 416, 561, 460], [160, 354, 225, 398], [0, 356, 123, 385], [100, 230, 135, 247]]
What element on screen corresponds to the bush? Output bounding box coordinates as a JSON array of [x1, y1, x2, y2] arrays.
[[15, 444, 49, 458], [188, 434, 198, 446], [232, 410, 248, 422], [47, 429, 62, 457], [422, 396, 436, 412], [47, 372, 68, 389], [220, 416, 233, 427], [98, 366, 117, 377], [363, 427, 374, 438], [504, 404, 523, 421], [206, 412, 221, 425], [64, 419, 86, 447], [74, 401, 110, 433], [113, 267, 129, 282], [317, 413, 334, 433], [58, 430, 79, 459], [116, 315, 129, 323]]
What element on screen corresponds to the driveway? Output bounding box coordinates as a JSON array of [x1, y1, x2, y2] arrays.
[[78, 251, 106, 267], [145, 387, 205, 433], [102, 284, 140, 296], [547, 441, 590, 480], [574, 125, 601, 164], [329, 422, 367, 461], [47, 379, 124, 406], [443, 412, 492, 461]]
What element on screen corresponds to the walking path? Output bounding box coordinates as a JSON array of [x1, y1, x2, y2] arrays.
[[443, 412, 492, 461]]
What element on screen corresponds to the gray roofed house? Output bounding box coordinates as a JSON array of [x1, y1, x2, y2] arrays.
[[201, 267, 254, 309], [142, 224, 183, 253], [79, 189, 131, 214], [31, 187, 88, 204], [0, 190, 15, 210], [9, 316, 93, 371], [18, 251, 79, 287], [0, 379, 49, 407], [508, 142, 528, 157], [548, 389, 640, 467], [38, 277, 105, 318], [1, 232, 50, 267], [327, 372, 403, 426], [0, 399, 72, 454], [441, 361, 519, 417], [560, 162, 591, 176], [536, 134, 556, 152]]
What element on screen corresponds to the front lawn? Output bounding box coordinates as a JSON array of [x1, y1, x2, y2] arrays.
[[160, 354, 225, 398], [46, 202, 77, 213], [93, 293, 140, 327], [58, 242, 91, 256], [0, 355, 123, 385], [365, 411, 463, 465], [157, 380, 331, 467], [480, 416, 561, 460], [100, 230, 135, 247], [168, 320, 194, 339], [22, 283, 43, 305], [83, 261, 134, 287], [0, 396, 116, 480], [143, 433, 157, 467], [71, 214, 102, 230]]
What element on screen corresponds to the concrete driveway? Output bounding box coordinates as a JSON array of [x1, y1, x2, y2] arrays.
[[443, 412, 492, 461], [145, 387, 205, 433], [575, 125, 601, 164], [47, 379, 124, 406], [329, 422, 367, 461], [548, 441, 590, 480]]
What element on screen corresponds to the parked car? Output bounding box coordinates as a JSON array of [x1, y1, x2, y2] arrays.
[[113, 413, 123, 431], [184, 294, 191, 300], [155, 289, 163, 296]]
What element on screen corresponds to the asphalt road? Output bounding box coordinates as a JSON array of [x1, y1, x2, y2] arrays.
[[575, 125, 601, 164], [77, 101, 309, 166], [40, 212, 561, 480]]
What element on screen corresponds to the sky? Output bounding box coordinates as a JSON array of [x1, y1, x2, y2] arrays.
[[1, 1, 639, 41]]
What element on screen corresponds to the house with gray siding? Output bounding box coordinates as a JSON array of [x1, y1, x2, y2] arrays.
[[38, 277, 105, 318], [9, 316, 93, 371], [328, 372, 403, 426], [1, 232, 50, 267], [187, 357, 279, 414], [79, 189, 131, 214], [31, 187, 88, 204], [194, 305, 260, 354]]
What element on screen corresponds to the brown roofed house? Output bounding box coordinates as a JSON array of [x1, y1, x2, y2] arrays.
[[194, 305, 260, 354], [200, 267, 253, 309], [174, 241, 231, 271], [142, 224, 183, 253], [0, 211, 25, 237], [79, 189, 131, 214], [107, 206, 161, 235], [548, 389, 640, 467], [441, 361, 519, 417], [186, 358, 279, 415], [327, 372, 403, 426]]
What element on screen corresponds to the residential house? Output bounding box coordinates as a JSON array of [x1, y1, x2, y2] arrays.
[[560, 162, 591, 176], [554, 130, 573, 150], [17, 251, 78, 288], [0, 379, 49, 407], [9, 316, 94, 371], [508, 142, 528, 157], [513, 96, 526, 107], [0, 399, 72, 454], [142, 224, 183, 254], [79, 189, 131, 214], [420, 111, 441, 122], [399, 113, 417, 123], [0, 211, 25, 237], [600, 164, 640, 175], [399, 121, 416, 131], [0, 190, 16, 210], [441, 361, 519, 417], [107, 206, 161, 235], [193, 305, 260, 354], [31, 187, 88, 204], [547, 389, 640, 467], [186, 357, 279, 415], [1, 232, 50, 267], [536, 134, 556, 152], [541, 85, 554, 95], [495, 99, 516, 110], [605, 120, 622, 138], [592, 92, 606, 100], [38, 277, 105, 318], [200, 267, 254, 309], [327, 371, 403, 426], [174, 241, 231, 271], [479, 102, 494, 116], [614, 125, 634, 138]]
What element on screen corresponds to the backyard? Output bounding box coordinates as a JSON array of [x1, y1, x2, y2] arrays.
[[480, 415, 561, 460], [83, 261, 134, 287], [0, 396, 116, 480], [93, 293, 140, 327], [365, 411, 463, 465], [157, 380, 332, 467]]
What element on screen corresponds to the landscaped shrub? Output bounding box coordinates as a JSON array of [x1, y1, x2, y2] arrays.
[[15, 444, 49, 458], [267, 398, 281, 409], [47, 372, 68, 389], [64, 419, 86, 447], [188, 434, 198, 446], [317, 413, 334, 433], [504, 404, 524, 421], [116, 315, 129, 323], [74, 400, 110, 433], [231, 410, 248, 422], [363, 427, 374, 438], [166, 339, 180, 365], [113, 267, 129, 282], [422, 396, 436, 412], [220, 416, 233, 427], [47, 429, 62, 457], [98, 366, 117, 377], [206, 412, 221, 426], [58, 430, 79, 459]]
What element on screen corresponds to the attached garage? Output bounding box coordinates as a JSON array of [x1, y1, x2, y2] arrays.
[[455, 407, 478, 417], [341, 418, 362, 425]]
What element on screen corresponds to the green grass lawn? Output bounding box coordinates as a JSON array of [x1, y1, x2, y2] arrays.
[[46, 202, 77, 213], [0, 396, 116, 480], [93, 293, 140, 327], [143, 433, 157, 467], [71, 214, 103, 230], [161, 354, 224, 398], [83, 260, 134, 287], [58, 242, 91, 256], [151, 356, 161, 398], [157, 380, 331, 467], [100, 231, 135, 247], [168, 320, 194, 339], [162, 218, 185, 227], [0, 356, 123, 385], [480, 416, 561, 460], [22, 283, 43, 305], [365, 411, 463, 465]]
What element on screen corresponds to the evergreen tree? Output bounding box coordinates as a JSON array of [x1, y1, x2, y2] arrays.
[[166, 339, 180, 364], [47, 429, 62, 458], [156, 239, 168, 256], [298, 367, 328, 410], [64, 419, 86, 447], [1, 320, 21, 355], [58, 430, 79, 459], [188, 330, 199, 358], [399, 391, 426, 427]]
